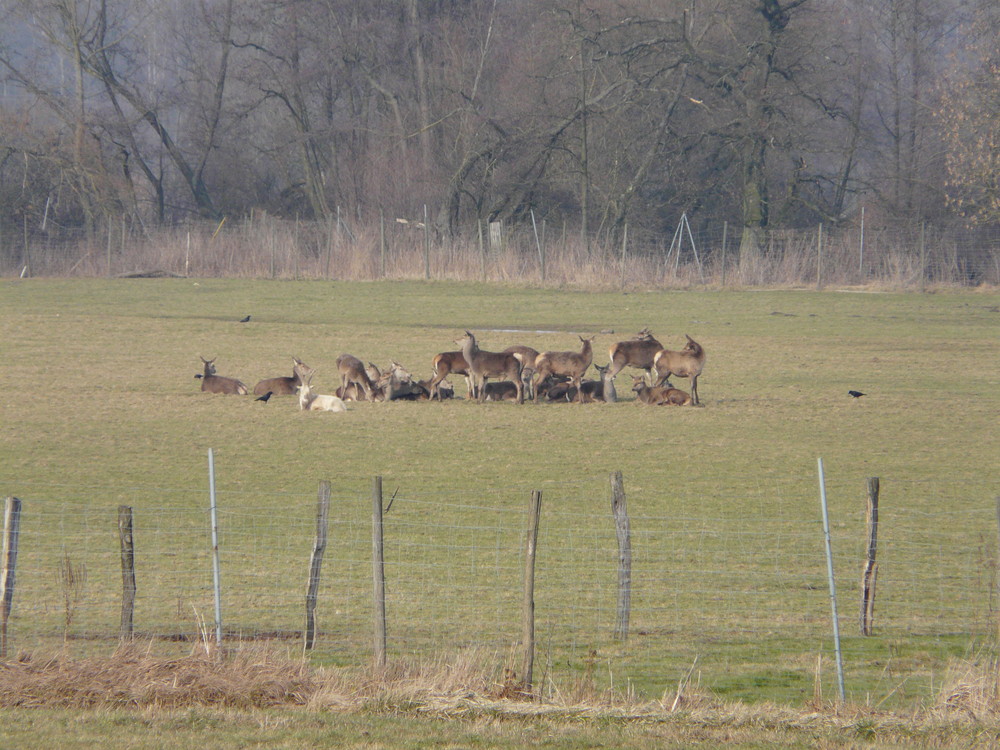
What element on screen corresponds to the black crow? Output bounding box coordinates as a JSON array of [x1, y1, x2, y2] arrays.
[[255, 391, 273, 403], [848, 390, 865, 398], [239, 315, 251, 323]]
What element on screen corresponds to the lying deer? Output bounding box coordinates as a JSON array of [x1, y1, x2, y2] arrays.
[[458, 331, 525, 403], [336, 353, 376, 401], [607, 328, 663, 383], [482, 380, 521, 402], [253, 357, 312, 396], [297, 373, 348, 412], [652, 335, 705, 405], [198, 357, 248, 395], [428, 350, 472, 400], [532, 335, 595, 400], [578, 363, 617, 403], [632, 376, 691, 406], [381, 361, 431, 401], [535, 373, 571, 401]]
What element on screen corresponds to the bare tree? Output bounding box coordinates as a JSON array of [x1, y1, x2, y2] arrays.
[[936, 4, 1000, 224]]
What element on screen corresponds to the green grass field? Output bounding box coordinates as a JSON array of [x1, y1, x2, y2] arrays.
[[1, 279, 998, 726]]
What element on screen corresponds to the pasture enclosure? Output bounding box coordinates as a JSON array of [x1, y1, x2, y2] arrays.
[[5, 213, 1000, 288], [1, 470, 996, 708], [0, 279, 998, 709]]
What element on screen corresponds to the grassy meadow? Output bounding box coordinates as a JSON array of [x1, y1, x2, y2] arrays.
[[1, 278, 999, 733]]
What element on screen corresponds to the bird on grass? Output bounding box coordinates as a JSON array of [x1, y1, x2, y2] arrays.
[[848, 390, 865, 398], [255, 391, 273, 403], [239, 315, 251, 323]]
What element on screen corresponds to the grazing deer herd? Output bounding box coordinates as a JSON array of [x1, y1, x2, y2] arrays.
[[196, 329, 706, 412]]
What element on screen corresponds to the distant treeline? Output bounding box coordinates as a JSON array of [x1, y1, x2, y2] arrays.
[[1, 1, 999, 257]]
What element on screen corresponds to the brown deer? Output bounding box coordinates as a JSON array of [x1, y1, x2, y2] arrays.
[[482, 380, 521, 402], [652, 335, 705, 405], [427, 350, 472, 400], [336, 353, 376, 401], [607, 328, 663, 382], [534, 373, 570, 401], [502, 345, 540, 399], [458, 331, 524, 403], [578, 363, 617, 403], [197, 357, 248, 395], [532, 335, 595, 400], [631, 376, 691, 406], [381, 361, 430, 401], [253, 357, 312, 396]]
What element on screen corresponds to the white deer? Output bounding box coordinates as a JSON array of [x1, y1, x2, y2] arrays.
[[297, 373, 348, 413]]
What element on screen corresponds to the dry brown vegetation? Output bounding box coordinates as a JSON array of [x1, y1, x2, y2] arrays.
[[5, 642, 1000, 739], [10, 218, 999, 289]]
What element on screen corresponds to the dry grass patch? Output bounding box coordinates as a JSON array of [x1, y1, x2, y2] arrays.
[[936, 656, 1000, 720], [0, 644, 314, 709], [5, 646, 1000, 748]]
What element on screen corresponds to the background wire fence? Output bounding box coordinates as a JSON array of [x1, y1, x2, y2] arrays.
[[4, 213, 999, 287], [3, 472, 997, 703]]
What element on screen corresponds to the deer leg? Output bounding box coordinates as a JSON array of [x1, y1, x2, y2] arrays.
[[428, 371, 443, 400]]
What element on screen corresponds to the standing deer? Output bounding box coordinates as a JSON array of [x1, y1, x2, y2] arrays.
[[652, 335, 705, 405], [607, 328, 663, 383], [336, 353, 376, 401], [502, 345, 539, 400], [458, 331, 524, 403], [427, 350, 473, 400], [532, 335, 595, 400], [198, 357, 248, 395], [631, 376, 691, 406], [253, 357, 312, 396]]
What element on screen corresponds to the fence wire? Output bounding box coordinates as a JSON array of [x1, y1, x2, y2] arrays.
[[2, 473, 997, 704], [5, 216, 999, 286]]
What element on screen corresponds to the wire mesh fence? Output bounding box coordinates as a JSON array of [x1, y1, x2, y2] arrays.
[[2, 470, 997, 704], [4, 212, 999, 287]]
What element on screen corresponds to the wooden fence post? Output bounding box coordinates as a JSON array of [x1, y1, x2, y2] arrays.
[[520, 490, 542, 692], [478, 218, 486, 281], [860, 477, 879, 636], [423, 205, 430, 280], [118, 505, 136, 641], [721, 220, 728, 286], [996, 497, 1000, 644], [610, 472, 632, 641], [372, 476, 387, 668], [816, 222, 824, 290], [379, 209, 386, 278], [305, 481, 331, 651], [1, 497, 23, 658]]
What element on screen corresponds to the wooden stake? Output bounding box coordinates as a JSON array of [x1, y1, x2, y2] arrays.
[[118, 505, 136, 640], [860, 477, 879, 636], [305, 481, 331, 650], [521, 490, 542, 692], [610, 471, 632, 641], [372, 476, 387, 668], [1, 497, 22, 658]]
